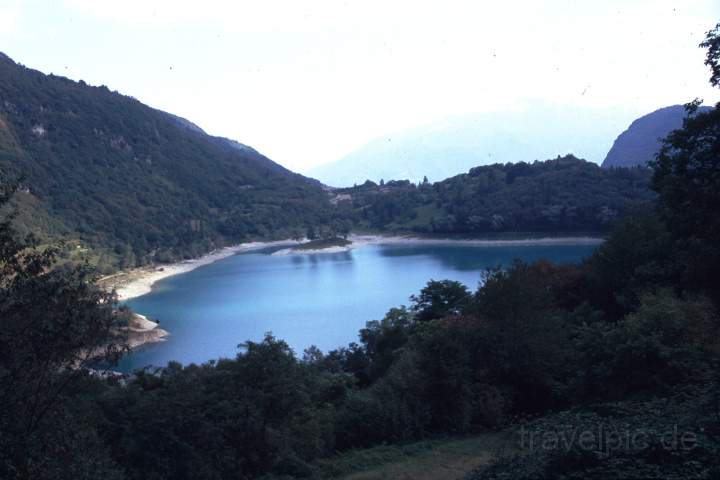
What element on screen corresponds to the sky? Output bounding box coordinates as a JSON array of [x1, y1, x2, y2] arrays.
[[0, 0, 719, 172]]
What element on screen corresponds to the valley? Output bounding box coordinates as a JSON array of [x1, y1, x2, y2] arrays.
[[1, 11, 719, 479]]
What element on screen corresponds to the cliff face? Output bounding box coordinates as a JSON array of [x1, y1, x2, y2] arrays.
[[601, 105, 713, 168]]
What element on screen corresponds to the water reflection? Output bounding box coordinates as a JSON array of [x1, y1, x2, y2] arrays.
[[119, 242, 597, 371], [288, 250, 354, 266], [377, 244, 594, 271]]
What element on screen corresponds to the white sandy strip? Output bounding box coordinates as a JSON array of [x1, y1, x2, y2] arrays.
[[272, 234, 605, 256], [114, 239, 299, 301]]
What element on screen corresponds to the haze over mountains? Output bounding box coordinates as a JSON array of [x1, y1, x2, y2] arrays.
[[306, 103, 642, 187]]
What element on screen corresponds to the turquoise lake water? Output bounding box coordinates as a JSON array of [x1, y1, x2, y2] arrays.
[[118, 242, 597, 371]]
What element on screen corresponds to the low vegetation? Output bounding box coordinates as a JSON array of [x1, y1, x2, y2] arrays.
[[314, 434, 512, 480]]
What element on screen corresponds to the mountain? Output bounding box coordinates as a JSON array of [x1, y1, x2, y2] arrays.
[[0, 52, 333, 271], [333, 155, 654, 234], [306, 103, 640, 187], [601, 105, 713, 168]]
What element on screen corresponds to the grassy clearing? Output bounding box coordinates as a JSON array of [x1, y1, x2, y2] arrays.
[[314, 432, 514, 480]]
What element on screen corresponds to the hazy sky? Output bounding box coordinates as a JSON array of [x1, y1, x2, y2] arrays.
[[1, 0, 718, 171]]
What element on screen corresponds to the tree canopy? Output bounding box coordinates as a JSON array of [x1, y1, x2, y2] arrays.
[[335, 156, 654, 234], [0, 53, 337, 272], [1, 18, 720, 480]]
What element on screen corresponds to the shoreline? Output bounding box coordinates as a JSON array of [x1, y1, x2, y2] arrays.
[[354, 233, 604, 247], [105, 234, 604, 301], [272, 233, 605, 256], [81, 313, 169, 370], [101, 239, 301, 301], [125, 313, 169, 349], [101, 234, 603, 353]]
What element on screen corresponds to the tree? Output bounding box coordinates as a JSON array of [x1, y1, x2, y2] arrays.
[[410, 279, 471, 321], [571, 290, 719, 399], [0, 182, 128, 478], [579, 209, 674, 318], [651, 26, 720, 303], [0, 53, 338, 271], [334, 219, 352, 239], [290, 228, 303, 242], [700, 22, 720, 87], [358, 307, 413, 382], [473, 261, 574, 412]]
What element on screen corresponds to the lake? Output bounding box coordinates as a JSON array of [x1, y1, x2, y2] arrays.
[[118, 242, 598, 371]]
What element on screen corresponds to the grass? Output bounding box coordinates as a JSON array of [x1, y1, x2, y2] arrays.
[[314, 432, 514, 480]]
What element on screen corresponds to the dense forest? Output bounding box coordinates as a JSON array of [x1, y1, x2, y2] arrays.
[[334, 155, 653, 234], [0, 20, 719, 480], [0, 52, 338, 272], [0, 50, 658, 275]]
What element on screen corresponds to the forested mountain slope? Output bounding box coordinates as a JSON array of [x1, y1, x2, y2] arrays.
[[0, 52, 333, 270], [0, 52, 658, 272], [335, 155, 654, 234]]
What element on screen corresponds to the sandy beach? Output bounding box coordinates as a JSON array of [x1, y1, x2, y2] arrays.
[[101, 239, 301, 301]]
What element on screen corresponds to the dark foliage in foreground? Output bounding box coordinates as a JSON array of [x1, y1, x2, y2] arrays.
[[466, 391, 720, 480], [2, 192, 719, 479], [1, 21, 720, 480], [0, 182, 128, 479]]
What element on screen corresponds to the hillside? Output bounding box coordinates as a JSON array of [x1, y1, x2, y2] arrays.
[[0, 52, 333, 271], [334, 155, 654, 234], [306, 103, 639, 187], [601, 104, 713, 168]]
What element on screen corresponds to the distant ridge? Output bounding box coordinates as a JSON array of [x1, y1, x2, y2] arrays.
[[306, 103, 639, 187], [159, 110, 264, 158], [601, 105, 713, 168]]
